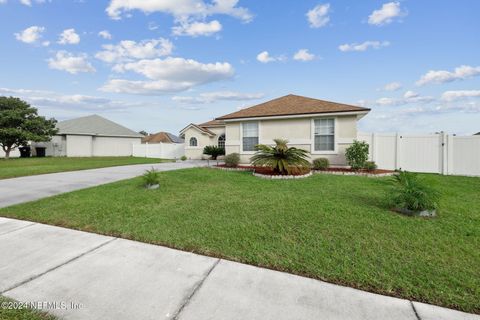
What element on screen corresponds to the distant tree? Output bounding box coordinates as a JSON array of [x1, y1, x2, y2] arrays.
[[139, 130, 149, 136], [0, 97, 57, 159]]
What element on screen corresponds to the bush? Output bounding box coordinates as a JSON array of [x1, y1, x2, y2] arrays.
[[180, 155, 187, 161], [203, 145, 225, 160], [390, 171, 439, 212], [345, 140, 369, 171], [364, 161, 377, 172], [225, 153, 240, 167], [251, 139, 310, 175], [313, 158, 329, 170], [142, 168, 160, 187]]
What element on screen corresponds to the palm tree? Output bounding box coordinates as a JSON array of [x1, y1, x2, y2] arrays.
[[250, 139, 310, 175]]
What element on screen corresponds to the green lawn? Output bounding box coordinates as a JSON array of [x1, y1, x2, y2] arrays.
[[0, 296, 56, 320], [1, 168, 479, 313], [0, 157, 171, 180]]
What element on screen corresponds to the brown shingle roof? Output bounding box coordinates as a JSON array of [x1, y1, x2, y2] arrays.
[[142, 132, 183, 143], [198, 119, 225, 127], [216, 94, 370, 120]]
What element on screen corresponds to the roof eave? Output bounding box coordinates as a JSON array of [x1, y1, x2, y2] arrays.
[[219, 110, 371, 122]]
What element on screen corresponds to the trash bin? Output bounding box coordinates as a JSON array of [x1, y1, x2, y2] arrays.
[[35, 147, 46, 157], [19, 146, 31, 158]]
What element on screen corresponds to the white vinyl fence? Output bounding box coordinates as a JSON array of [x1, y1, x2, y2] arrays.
[[358, 133, 480, 176], [132, 143, 185, 160]]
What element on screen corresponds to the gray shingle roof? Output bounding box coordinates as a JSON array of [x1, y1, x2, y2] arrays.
[[165, 132, 184, 143], [57, 114, 143, 138]]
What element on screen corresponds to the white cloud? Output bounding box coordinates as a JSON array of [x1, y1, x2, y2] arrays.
[[98, 30, 112, 39], [339, 41, 390, 52], [416, 65, 480, 86], [306, 3, 330, 28], [0, 0, 7, 4], [95, 38, 173, 63], [172, 91, 264, 104], [256, 51, 285, 63], [48, 51, 96, 74], [58, 29, 80, 45], [441, 90, 480, 101], [172, 20, 222, 37], [20, 0, 48, 6], [293, 49, 315, 61], [101, 57, 234, 95], [14, 26, 45, 44], [404, 90, 419, 99], [368, 1, 405, 26], [383, 82, 402, 91], [106, 0, 253, 22]]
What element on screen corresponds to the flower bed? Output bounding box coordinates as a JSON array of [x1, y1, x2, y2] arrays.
[[214, 164, 312, 178]]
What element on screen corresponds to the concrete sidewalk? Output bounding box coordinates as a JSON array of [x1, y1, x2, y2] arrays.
[[1, 217, 478, 320], [0, 160, 206, 208]]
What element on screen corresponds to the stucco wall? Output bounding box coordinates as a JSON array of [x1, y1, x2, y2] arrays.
[[225, 115, 358, 165], [92, 136, 141, 156], [66, 135, 93, 157], [184, 126, 226, 159]]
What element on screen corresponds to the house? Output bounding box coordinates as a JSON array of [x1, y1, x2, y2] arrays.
[[33, 114, 143, 157], [180, 94, 370, 164], [142, 132, 184, 144]]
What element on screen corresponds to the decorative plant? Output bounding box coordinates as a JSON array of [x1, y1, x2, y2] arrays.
[[142, 168, 160, 188], [225, 153, 240, 167], [251, 139, 310, 175], [313, 158, 329, 170], [364, 161, 377, 172], [180, 155, 187, 161], [390, 171, 439, 212], [345, 140, 369, 171], [203, 145, 225, 160]]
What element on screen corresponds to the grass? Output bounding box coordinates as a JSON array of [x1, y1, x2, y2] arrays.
[[0, 296, 56, 320], [0, 157, 171, 180], [1, 168, 479, 313]]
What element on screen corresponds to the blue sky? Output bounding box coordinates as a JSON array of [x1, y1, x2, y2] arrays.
[[1, 0, 479, 135]]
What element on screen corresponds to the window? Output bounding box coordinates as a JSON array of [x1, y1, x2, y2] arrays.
[[314, 119, 335, 151], [189, 137, 198, 147], [242, 122, 259, 152], [218, 134, 225, 149]]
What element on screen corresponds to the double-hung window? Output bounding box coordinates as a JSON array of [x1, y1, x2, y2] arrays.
[[242, 122, 259, 152], [314, 119, 335, 151]]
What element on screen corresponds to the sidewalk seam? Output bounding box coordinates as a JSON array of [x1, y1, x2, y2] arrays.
[[0, 223, 36, 237], [172, 258, 221, 320], [410, 301, 422, 320], [1, 237, 117, 295]]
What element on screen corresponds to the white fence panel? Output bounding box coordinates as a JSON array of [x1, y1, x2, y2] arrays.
[[132, 143, 185, 159], [0, 149, 20, 158], [451, 136, 480, 176], [358, 133, 480, 176]]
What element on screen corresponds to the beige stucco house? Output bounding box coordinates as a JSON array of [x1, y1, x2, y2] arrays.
[[180, 94, 370, 165]]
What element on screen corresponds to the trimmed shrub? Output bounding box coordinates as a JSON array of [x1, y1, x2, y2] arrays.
[[203, 145, 225, 160], [225, 153, 240, 167], [313, 158, 329, 170], [390, 171, 439, 212], [364, 161, 377, 172], [180, 155, 187, 161], [345, 140, 369, 171]]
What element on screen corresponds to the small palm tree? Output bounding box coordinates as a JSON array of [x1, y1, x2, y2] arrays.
[[251, 139, 310, 175]]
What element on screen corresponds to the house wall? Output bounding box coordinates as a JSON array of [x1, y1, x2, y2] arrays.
[[92, 136, 141, 156], [184, 126, 226, 159], [225, 115, 358, 165], [66, 135, 93, 157]]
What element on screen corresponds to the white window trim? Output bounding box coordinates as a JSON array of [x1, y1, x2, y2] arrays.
[[311, 117, 338, 155], [240, 121, 260, 154]]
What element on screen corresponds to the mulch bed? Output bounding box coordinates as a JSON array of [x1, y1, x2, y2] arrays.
[[215, 164, 395, 176]]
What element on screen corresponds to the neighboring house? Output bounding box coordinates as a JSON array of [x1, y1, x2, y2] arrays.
[[33, 114, 143, 157], [180, 94, 370, 164], [142, 132, 184, 144]]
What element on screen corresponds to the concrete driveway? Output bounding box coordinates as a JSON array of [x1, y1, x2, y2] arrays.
[[1, 218, 478, 320], [0, 160, 206, 208]]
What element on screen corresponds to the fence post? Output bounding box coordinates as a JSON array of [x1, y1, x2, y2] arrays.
[[145, 142, 149, 158], [371, 133, 377, 162], [395, 133, 401, 170], [447, 134, 454, 175], [441, 132, 448, 175]]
